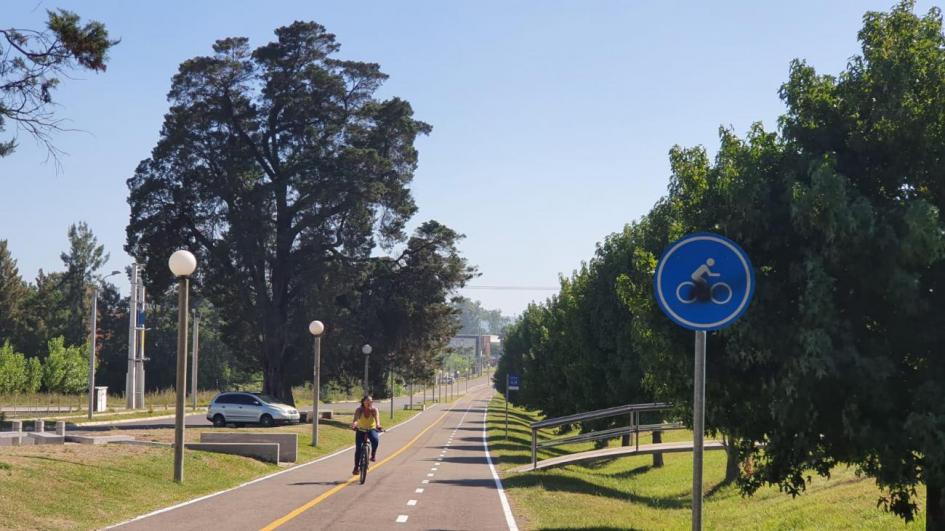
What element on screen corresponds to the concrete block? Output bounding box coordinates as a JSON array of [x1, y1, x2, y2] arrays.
[[0, 433, 23, 446], [27, 432, 64, 445], [200, 432, 297, 463], [65, 434, 136, 445], [301, 410, 332, 423], [34, 419, 44, 433], [10, 420, 22, 432], [185, 442, 280, 463], [55, 421, 65, 436]]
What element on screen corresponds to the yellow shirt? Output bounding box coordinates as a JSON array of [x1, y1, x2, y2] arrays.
[[355, 407, 377, 430]]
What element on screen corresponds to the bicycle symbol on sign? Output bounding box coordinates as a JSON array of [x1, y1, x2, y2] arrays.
[[675, 258, 732, 304]]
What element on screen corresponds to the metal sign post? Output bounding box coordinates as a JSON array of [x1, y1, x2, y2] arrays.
[[505, 374, 510, 439], [654, 232, 754, 531], [506, 374, 520, 440]]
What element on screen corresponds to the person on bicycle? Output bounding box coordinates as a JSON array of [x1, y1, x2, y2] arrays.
[[351, 395, 383, 475]]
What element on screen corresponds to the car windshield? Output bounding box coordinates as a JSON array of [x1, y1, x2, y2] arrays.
[[252, 393, 285, 406]]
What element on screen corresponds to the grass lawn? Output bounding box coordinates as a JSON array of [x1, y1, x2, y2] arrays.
[[0, 405, 428, 530], [488, 395, 926, 530]]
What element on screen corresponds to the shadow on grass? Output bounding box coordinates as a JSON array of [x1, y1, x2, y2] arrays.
[[503, 471, 699, 511]]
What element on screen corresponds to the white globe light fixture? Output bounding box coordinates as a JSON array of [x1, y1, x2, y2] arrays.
[[309, 320, 325, 336], [361, 344, 372, 394], [168, 250, 197, 277]]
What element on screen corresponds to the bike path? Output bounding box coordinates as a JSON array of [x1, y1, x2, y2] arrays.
[[113, 384, 515, 531], [273, 388, 513, 530]]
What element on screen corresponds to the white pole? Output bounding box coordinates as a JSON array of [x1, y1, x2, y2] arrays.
[[312, 334, 321, 446], [126, 264, 138, 409], [87, 286, 98, 419], [692, 331, 706, 530]]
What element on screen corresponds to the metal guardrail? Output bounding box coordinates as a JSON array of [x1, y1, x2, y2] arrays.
[[530, 402, 677, 469]]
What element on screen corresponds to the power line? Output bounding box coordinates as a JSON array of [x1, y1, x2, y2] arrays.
[[461, 285, 559, 291]]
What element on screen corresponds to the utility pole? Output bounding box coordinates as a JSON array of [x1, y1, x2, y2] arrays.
[[135, 282, 146, 409], [87, 285, 98, 419], [191, 314, 200, 410], [126, 264, 138, 409]]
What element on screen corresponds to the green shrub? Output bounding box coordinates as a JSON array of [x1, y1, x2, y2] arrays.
[[42, 337, 88, 394]]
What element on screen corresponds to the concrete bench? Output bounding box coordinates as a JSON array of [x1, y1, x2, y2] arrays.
[[27, 432, 64, 445], [65, 434, 136, 445], [0, 432, 23, 446], [300, 410, 333, 423], [200, 432, 297, 463], [185, 442, 280, 463]]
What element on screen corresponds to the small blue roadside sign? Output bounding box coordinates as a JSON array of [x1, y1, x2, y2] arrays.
[[508, 374, 520, 391], [653, 232, 754, 331]]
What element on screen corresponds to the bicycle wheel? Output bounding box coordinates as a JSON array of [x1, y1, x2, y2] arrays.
[[711, 282, 733, 304], [675, 281, 697, 303], [359, 443, 369, 484]]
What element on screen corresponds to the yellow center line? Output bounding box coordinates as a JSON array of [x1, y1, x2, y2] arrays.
[[260, 409, 452, 531]]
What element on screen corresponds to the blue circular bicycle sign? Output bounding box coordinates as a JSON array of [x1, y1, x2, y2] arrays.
[[653, 232, 755, 331]]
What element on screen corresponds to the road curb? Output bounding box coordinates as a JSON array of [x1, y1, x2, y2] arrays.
[[73, 410, 207, 427]]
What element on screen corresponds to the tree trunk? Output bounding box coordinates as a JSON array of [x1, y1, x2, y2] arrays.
[[723, 435, 739, 483], [652, 430, 664, 467], [262, 352, 295, 406], [929, 482, 945, 531]]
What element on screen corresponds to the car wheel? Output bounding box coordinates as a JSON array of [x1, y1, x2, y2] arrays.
[[260, 414, 274, 428], [212, 414, 226, 428]]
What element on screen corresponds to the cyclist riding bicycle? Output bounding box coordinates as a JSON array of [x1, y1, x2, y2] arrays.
[[351, 395, 383, 476]]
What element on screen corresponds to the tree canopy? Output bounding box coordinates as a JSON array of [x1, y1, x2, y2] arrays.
[[1, 9, 116, 159], [127, 21, 471, 403]]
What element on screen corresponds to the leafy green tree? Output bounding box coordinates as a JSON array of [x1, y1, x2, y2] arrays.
[[18, 269, 67, 358], [127, 22, 454, 404], [454, 299, 512, 336], [42, 336, 87, 393], [354, 222, 474, 395], [0, 341, 28, 394], [23, 356, 42, 394], [59, 222, 108, 346], [0, 240, 28, 347], [1, 10, 116, 159]]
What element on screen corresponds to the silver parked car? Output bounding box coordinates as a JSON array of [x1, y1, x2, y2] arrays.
[[207, 392, 300, 428]]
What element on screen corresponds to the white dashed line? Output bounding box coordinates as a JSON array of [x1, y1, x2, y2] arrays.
[[416, 488, 424, 493], [407, 500, 418, 506], [427, 473, 435, 477], [422, 480, 430, 484], [396, 515, 409, 523]]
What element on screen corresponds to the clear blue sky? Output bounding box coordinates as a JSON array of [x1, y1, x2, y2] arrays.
[[2, 1, 931, 317]]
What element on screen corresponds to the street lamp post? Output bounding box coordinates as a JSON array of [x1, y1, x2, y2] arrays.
[[88, 271, 121, 420], [309, 320, 325, 447], [169, 250, 197, 484], [361, 344, 372, 393]]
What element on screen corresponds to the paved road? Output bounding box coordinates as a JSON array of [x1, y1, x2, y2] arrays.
[[81, 376, 489, 431], [113, 384, 516, 531]]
